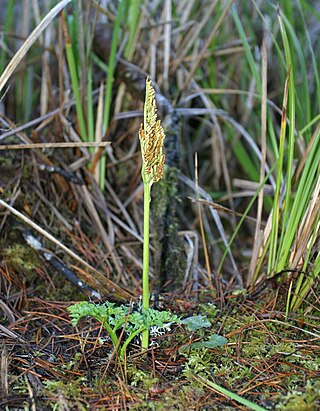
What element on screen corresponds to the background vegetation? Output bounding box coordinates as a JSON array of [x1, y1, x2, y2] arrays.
[[0, 0, 319, 409]]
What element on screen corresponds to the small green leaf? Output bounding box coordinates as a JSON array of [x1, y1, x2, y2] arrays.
[[191, 334, 228, 350], [182, 315, 211, 331]]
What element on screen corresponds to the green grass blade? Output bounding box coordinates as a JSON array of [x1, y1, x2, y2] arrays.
[[276, 126, 320, 273], [300, 114, 320, 135], [65, 39, 87, 140], [297, 0, 320, 115], [87, 62, 94, 148], [272, 9, 296, 274], [66, 2, 80, 67], [124, 0, 142, 60], [280, 13, 311, 141], [268, 71, 289, 276], [300, 0, 320, 19], [289, 183, 320, 311], [0, 0, 15, 75], [232, 138, 260, 182], [192, 374, 268, 411], [63, 10, 87, 141], [231, 4, 261, 95], [291, 251, 320, 311], [218, 165, 276, 276]]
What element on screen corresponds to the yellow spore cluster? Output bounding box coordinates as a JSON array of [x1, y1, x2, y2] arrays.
[[139, 78, 165, 185]]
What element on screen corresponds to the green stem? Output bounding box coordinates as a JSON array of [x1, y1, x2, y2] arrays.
[[120, 326, 146, 358], [142, 181, 151, 349], [102, 320, 119, 350]]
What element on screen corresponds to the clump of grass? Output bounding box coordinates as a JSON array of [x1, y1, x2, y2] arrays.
[[99, 0, 126, 190], [62, 13, 87, 141], [60, 0, 126, 189], [252, 7, 320, 313], [194, 2, 320, 312]]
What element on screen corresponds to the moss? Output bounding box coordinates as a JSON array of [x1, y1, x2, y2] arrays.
[[275, 379, 320, 411], [128, 380, 207, 411], [43, 274, 85, 301], [127, 365, 159, 389], [42, 379, 89, 410], [2, 242, 41, 275], [151, 166, 186, 292]]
